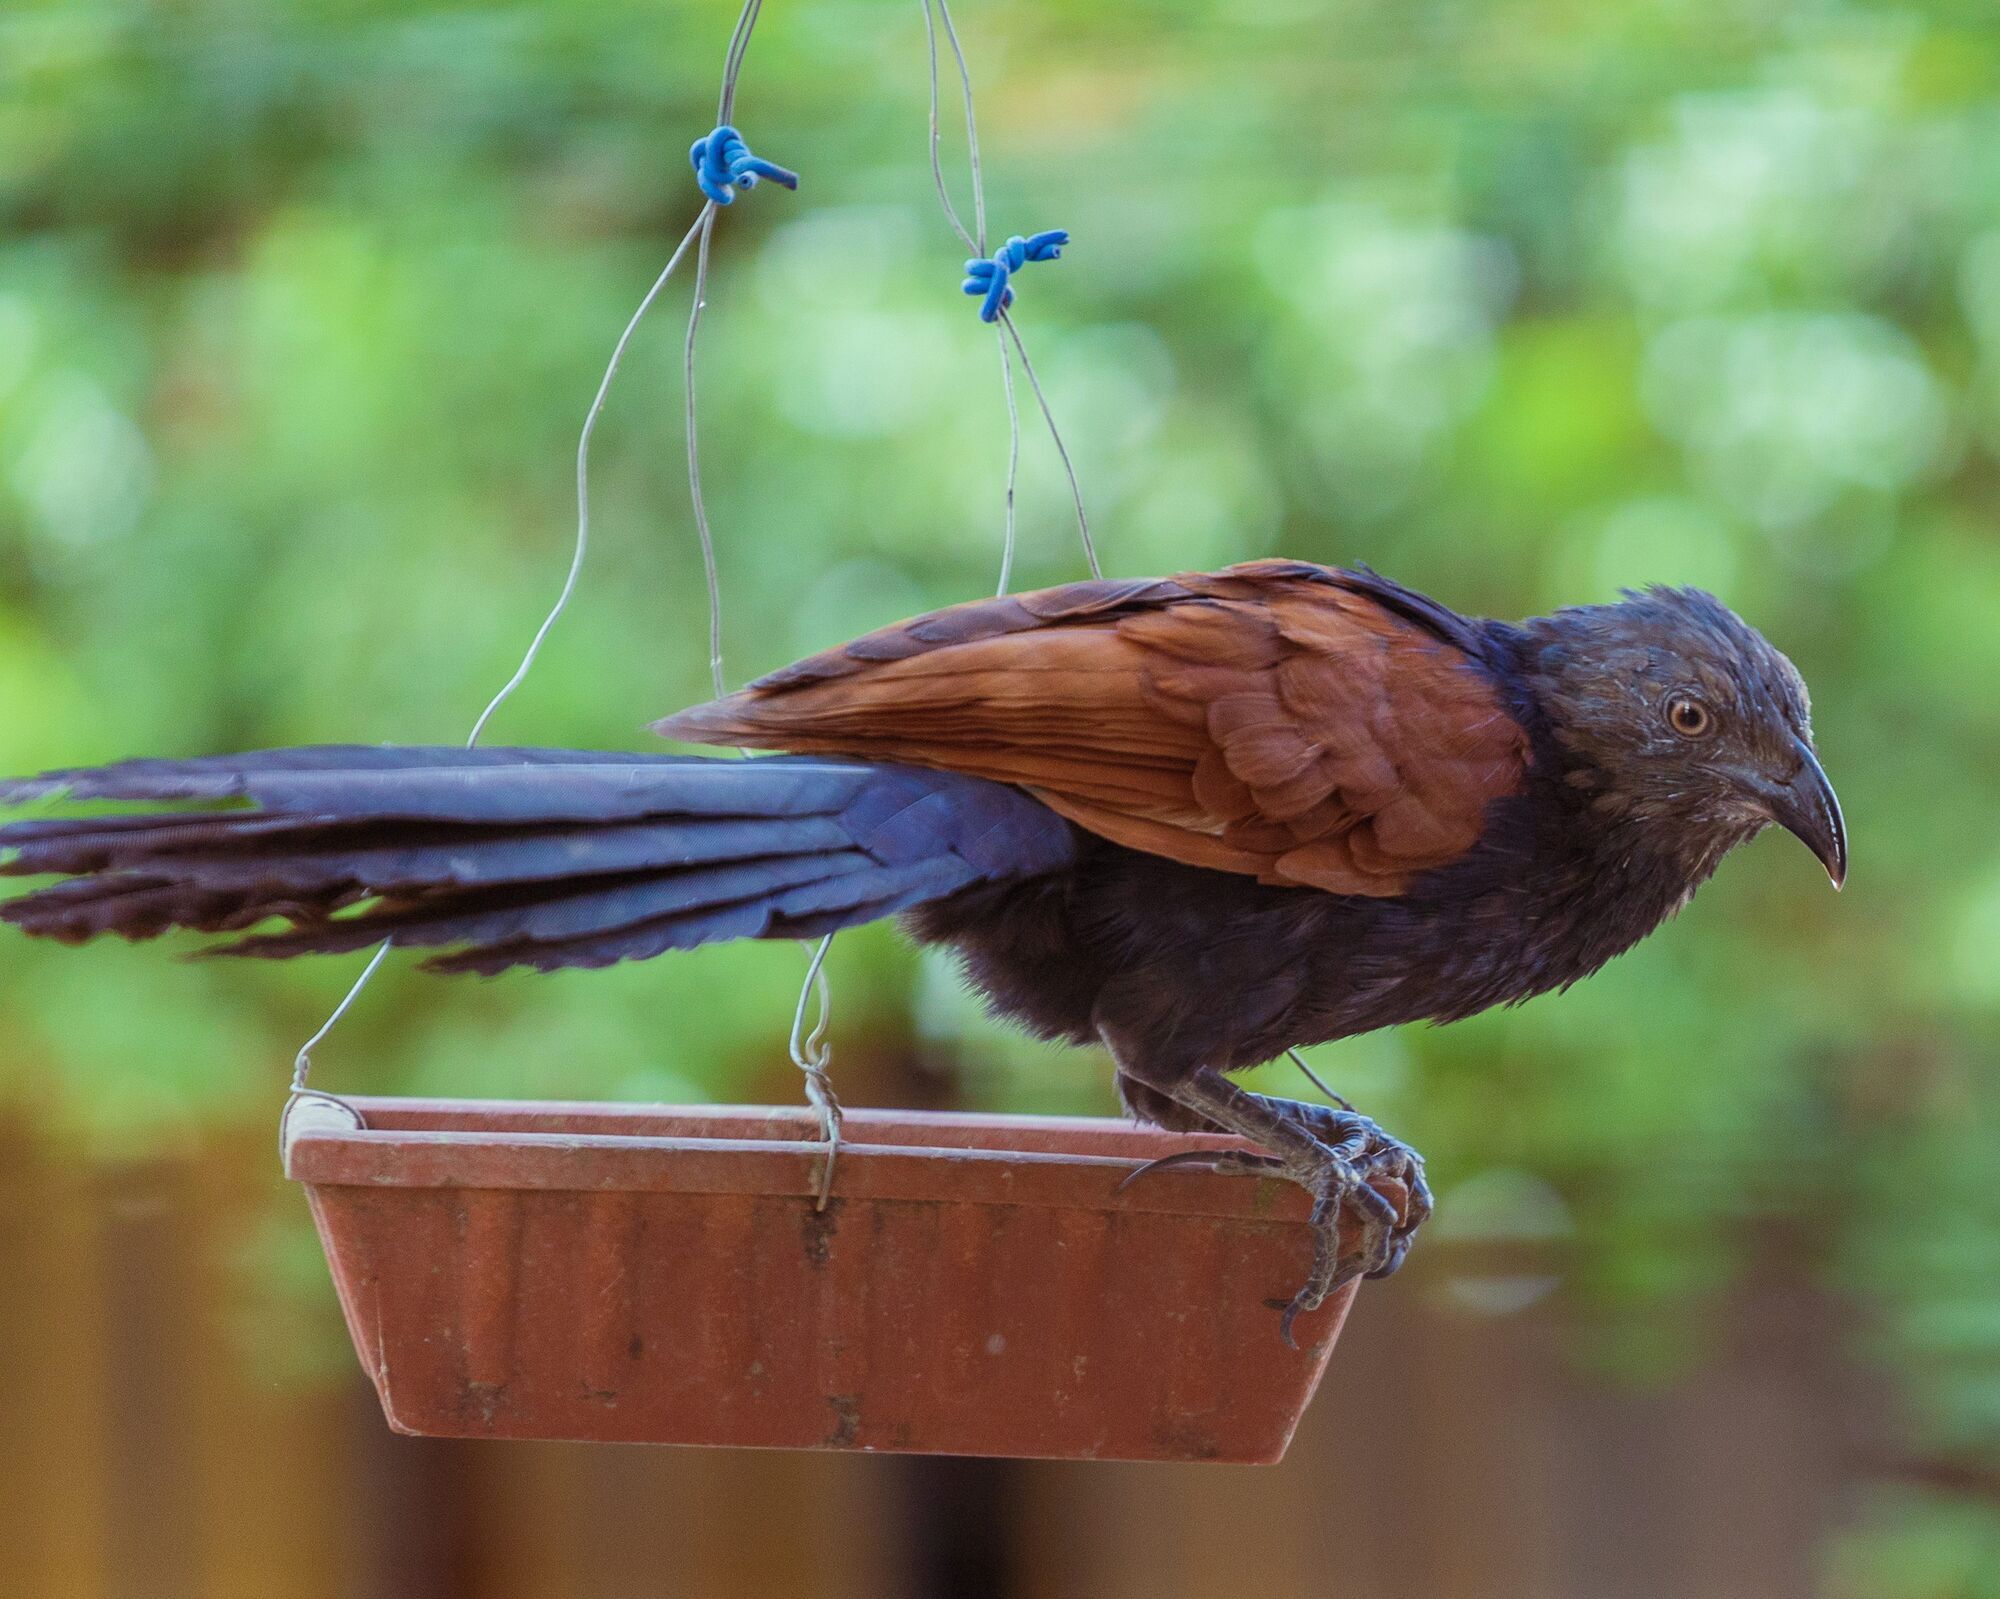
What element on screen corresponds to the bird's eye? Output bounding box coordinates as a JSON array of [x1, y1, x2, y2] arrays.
[[1667, 697, 1713, 738]]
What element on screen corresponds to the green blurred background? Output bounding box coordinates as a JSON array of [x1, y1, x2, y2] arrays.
[[2, 0, 1998, 1594]]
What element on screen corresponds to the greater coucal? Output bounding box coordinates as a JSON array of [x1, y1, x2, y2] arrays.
[[0, 560, 1846, 1338]]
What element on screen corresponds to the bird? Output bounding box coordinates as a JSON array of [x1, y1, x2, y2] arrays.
[[0, 559, 1845, 1341]]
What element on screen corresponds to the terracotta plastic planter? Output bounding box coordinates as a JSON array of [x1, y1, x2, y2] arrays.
[[283, 1096, 1405, 1464]]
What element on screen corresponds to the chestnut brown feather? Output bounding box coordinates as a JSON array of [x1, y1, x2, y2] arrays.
[[657, 560, 1531, 896]]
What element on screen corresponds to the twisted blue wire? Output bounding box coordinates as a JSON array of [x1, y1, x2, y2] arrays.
[[962, 229, 1069, 322], [689, 124, 800, 205]]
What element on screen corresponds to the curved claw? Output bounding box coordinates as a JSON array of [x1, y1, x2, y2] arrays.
[[1278, 1295, 1310, 1350], [1365, 1234, 1413, 1280], [1115, 1146, 1282, 1193], [1353, 1139, 1430, 1283]]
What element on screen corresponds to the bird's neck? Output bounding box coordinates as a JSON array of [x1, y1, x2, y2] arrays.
[[1576, 803, 1748, 914], [1519, 739, 1761, 984], [1446, 780, 1746, 1016]]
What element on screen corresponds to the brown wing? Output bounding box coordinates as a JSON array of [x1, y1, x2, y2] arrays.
[[655, 560, 1530, 896]]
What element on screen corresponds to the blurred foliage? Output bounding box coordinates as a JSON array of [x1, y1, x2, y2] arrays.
[[4, 0, 2000, 1585]]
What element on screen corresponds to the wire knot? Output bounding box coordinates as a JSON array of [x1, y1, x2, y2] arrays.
[[689, 124, 800, 206], [962, 229, 1069, 322]]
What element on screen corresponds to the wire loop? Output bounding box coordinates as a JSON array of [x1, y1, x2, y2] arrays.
[[962, 229, 1068, 322], [689, 124, 799, 205]]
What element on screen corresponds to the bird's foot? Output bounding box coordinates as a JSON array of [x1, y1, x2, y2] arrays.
[[1119, 1100, 1430, 1349], [1270, 1100, 1432, 1285]]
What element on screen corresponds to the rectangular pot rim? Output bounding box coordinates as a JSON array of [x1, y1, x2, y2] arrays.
[[310, 1095, 1235, 1142], [282, 1095, 1315, 1223]]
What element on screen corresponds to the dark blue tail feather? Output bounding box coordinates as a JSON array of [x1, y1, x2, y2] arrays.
[[0, 747, 1076, 975]]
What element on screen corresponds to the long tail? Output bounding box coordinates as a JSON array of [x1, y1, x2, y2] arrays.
[[0, 746, 1075, 975]]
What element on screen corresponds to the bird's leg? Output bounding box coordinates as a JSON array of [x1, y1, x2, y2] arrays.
[[1119, 1066, 1404, 1347]]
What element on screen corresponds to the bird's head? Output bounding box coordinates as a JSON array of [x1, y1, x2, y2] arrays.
[[1522, 587, 1846, 888]]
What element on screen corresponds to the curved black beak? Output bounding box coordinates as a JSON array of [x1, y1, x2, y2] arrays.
[[1767, 737, 1847, 889]]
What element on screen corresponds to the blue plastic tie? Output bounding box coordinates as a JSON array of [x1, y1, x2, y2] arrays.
[[688, 124, 800, 206], [961, 230, 1069, 322]]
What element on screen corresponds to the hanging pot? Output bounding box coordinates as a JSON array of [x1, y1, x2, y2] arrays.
[[284, 1096, 1404, 1464]]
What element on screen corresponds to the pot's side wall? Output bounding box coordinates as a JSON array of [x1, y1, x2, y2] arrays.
[[307, 1180, 1358, 1464], [300, 1189, 387, 1402]]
